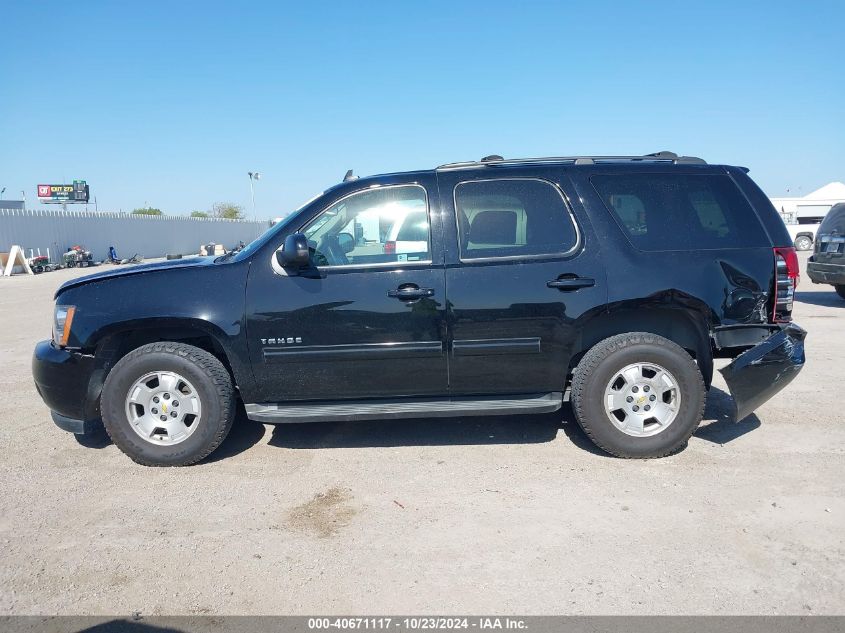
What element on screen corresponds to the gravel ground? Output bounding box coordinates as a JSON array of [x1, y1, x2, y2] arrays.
[[0, 253, 843, 615]]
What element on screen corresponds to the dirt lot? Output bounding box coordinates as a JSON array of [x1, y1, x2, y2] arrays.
[[0, 254, 843, 615]]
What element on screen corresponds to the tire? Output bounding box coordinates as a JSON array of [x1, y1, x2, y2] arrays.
[[570, 332, 706, 458], [794, 235, 812, 251], [836, 285, 845, 300], [100, 342, 235, 466]]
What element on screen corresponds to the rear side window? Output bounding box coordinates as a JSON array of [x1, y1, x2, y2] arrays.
[[455, 179, 577, 259], [590, 174, 768, 250]]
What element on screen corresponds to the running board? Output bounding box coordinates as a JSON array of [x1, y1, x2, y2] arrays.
[[245, 392, 563, 424]]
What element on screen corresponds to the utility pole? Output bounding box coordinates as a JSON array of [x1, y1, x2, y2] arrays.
[[248, 171, 261, 221]]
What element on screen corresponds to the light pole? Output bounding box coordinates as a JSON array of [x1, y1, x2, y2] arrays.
[[248, 171, 261, 220]]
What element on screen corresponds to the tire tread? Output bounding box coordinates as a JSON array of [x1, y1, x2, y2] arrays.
[[570, 332, 705, 458], [101, 341, 235, 466]]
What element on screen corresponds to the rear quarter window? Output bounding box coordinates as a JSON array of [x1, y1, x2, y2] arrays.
[[590, 174, 769, 251]]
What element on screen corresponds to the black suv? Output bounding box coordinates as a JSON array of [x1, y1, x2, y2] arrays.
[[807, 202, 845, 299], [33, 152, 806, 465]]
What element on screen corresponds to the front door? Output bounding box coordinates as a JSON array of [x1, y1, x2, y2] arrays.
[[245, 179, 448, 403], [437, 169, 608, 395]]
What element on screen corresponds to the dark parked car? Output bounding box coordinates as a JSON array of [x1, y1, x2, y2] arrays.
[[807, 202, 845, 299], [33, 152, 806, 465]]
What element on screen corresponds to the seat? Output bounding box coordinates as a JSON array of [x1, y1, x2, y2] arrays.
[[468, 210, 517, 246]]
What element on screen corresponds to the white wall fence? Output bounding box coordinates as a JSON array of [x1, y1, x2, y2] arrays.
[[0, 209, 270, 261]]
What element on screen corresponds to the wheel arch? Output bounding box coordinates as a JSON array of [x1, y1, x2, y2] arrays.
[[82, 318, 249, 421], [570, 305, 713, 388]]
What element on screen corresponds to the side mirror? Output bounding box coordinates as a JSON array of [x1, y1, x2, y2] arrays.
[[337, 232, 355, 254], [279, 233, 310, 268]]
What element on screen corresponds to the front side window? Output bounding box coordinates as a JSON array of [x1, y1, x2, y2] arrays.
[[590, 174, 769, 251], [455, 179, 577, 259], [300, 185, 430, 266]]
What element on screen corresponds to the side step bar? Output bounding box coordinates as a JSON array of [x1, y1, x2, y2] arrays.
[[245, 392, 563, 424]]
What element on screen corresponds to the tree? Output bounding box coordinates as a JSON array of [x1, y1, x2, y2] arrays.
[[131, 207, 162, 216], [190, 210, 209, 218], [211, 202, 245, 220]]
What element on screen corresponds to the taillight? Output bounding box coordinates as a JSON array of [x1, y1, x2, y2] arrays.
[[383, 241, 396, 255], [772, 247, 799, 322]]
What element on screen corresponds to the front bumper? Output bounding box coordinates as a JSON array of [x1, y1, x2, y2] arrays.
[[32, 340, 101, 433], [807, 259, 845, 285], [719, 323, 806, 421]]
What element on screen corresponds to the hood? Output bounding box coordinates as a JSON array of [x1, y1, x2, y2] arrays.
[[55, 256, 216, 299]]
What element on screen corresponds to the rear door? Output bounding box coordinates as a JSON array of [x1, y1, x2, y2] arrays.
[[437, 168, 608, 396]]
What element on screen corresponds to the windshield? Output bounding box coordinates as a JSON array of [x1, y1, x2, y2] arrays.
[[228, 190, 327, 262]]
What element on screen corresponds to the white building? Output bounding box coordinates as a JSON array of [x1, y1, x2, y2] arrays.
[[770, 182, 845, 224]]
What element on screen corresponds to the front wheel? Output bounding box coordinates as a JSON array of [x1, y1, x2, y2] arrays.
[[570, 332, 706, 458], [101, 342, 235, 466]]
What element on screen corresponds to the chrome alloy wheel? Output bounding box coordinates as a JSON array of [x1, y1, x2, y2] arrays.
[[124, 371, 202, 445], [603, 362, 681, 437]]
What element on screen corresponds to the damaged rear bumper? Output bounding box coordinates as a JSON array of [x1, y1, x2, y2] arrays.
[[719, 322, 806, 421]]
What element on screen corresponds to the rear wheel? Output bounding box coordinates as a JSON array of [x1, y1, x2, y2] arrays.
[[570, 332, 706, 458], [101, 342, 235, 466], [836, 285, 845, 300], [794, 235, 813, 251]]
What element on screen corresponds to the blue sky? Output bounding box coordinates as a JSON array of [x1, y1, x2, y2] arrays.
[[1, 1, 843, 219]]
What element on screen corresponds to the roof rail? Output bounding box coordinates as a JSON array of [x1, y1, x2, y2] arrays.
[[437, 151, 707, 170]]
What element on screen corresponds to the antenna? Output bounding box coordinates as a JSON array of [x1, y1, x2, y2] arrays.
[[343, 169, 358, 182]]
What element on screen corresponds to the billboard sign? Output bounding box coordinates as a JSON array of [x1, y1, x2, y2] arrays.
[[37, 180, 89, 203]]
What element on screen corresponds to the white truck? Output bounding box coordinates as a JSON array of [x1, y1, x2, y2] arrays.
[[784, 222, 820, 251]]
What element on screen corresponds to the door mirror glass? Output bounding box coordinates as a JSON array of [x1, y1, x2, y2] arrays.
[[279, 233, 310, 267], [337, 232, 355, 254]]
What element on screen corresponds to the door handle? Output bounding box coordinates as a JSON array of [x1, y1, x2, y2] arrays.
[[388, 285, 435, 300], [547, 276, 595, 291]]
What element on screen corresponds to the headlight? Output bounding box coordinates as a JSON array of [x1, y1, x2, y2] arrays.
[[53, 305, 76, 347]]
